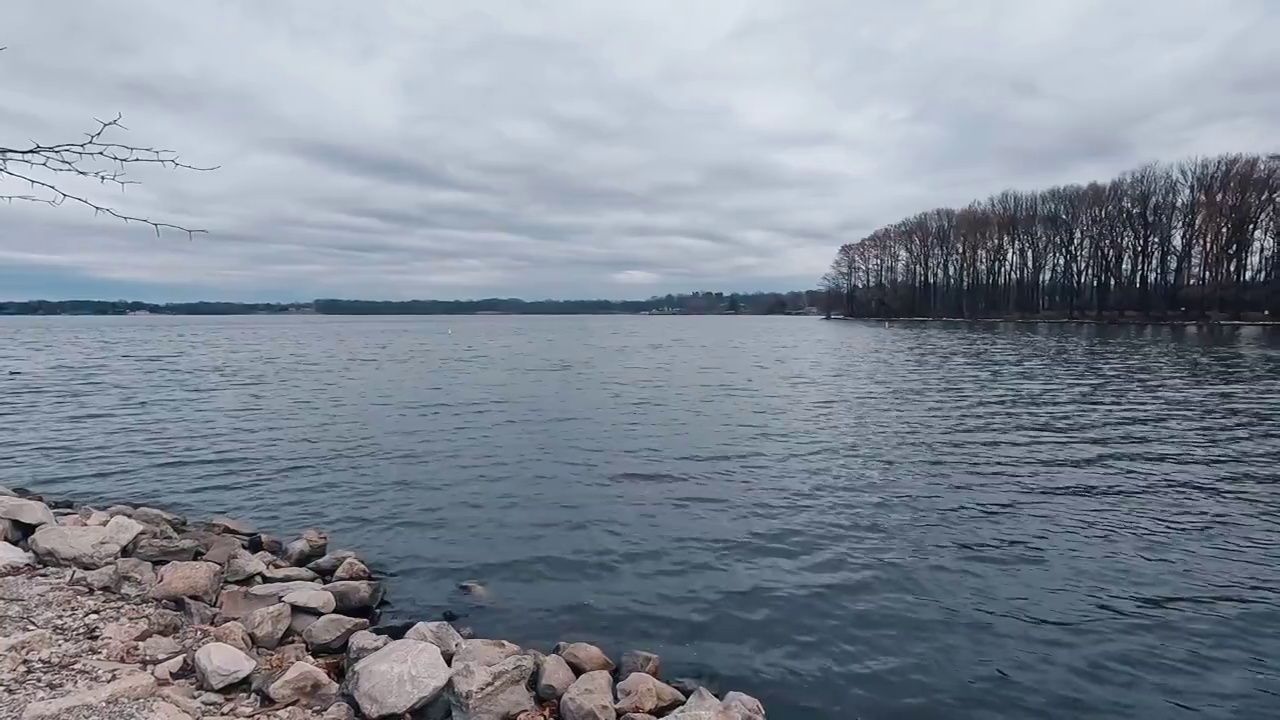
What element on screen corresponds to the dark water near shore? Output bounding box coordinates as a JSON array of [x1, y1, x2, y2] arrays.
[[3, 315, 1280, 719]]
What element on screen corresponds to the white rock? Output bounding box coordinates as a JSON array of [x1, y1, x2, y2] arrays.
[[282, 589, 336, 614], [28, 515, 143, 569], [246, 580, 322, 600], [20, 672, 157, 720], [560, 670, 616, 720], [346, 639, 452, 718], [267, 661, 340, 704], [262, 566, 321, 583], [346, 630, 390, 664], [722, 691, 766, 720], [448, 653, 538, 720], [0, 496, 55, 527], [404, 621, 464, 662], [452, 638, 522, 669], [193, 642, 257, 690], [559, 642, 616, 675], [154, 654, 186, 682], [667, 688, 728, 719], [536, 653, 576, 701], [0, 540, 36, 571]]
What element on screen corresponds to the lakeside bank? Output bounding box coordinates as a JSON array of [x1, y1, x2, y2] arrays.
[[1, 487, 765, 720], [829, 315, 1280, 326]]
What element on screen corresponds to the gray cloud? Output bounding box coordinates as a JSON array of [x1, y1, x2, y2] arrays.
[[2, 0, 1279, 300]]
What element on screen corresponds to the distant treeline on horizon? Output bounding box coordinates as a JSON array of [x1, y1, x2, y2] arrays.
[[0, 290, 825, 316]]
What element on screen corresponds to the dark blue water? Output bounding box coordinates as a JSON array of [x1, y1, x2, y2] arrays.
[[3, 315, 1279, 719]]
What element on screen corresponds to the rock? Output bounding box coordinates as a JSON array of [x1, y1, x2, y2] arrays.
[[305, 551, 357, 576], [452, 638, 523, 669], [209, 517, 256, 536], [29, 515, 144, 568], [321, 701, 355, 720], [332, 557, 372, 581], [216, 587, 283, 623], [404, 621, 464, 662], [321, 580, 383, 614], [86, 510, 111, 526], [194, 642, 257, 690], [201, 535, 244, 565], [615, 673, 685, 716], [140, 635, 184, 662], [346, 639, 451, 718], [302, 614, 369, 653], [668, 679, 706, 698], [0, 540, 37, 571], [619, 650, 661, 680], [283, 529, 328, 567], [150, 700, 195, 720], [131, 506, 185, 529], [289, 610, 322, 637], [253, 550, 284, 568], [58, 514, 86, 527], [721, 692, 765, 720], [154, 654, 186, 682], [213, 621, 254, 653], [0, 518, 20, 543], [180, 598, 219, 626], [448, 653, 537, 720], [262, 566, 320, 583], [151, 561, 223, 603], [244, 603, 292, 649], [133, 537, 203, 564], [247, 580, 323, 601], [0, 496, 55, 527], [267, 661, 340, 704], [560, 670, 616, 720], [667, 688, 727, 719], [619, 716, 658, 720], [249, 533, 284, 554], [224, 550, 268, 583], [156, 685, 203, 717], [282, 589, 336, 613], [19, 672, 157, 719], [117, 557, 158, 597], [558, 642, 615, 675], [0, 485, 12, 496], [149, 609, 186, 637], [1, 629, 53, 654], [71, 564, 122, 591], [345, 630, 390, 664], [536, 653, 576, 701]]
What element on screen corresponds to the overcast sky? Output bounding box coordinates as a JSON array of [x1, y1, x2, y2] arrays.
[[2, 1, 1278, 301]]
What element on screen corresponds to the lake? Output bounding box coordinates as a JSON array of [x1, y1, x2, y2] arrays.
[[2, 315, 1279, 719]]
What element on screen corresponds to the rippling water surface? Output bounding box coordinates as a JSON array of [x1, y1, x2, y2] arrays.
[[3, 315, 1279, 719]]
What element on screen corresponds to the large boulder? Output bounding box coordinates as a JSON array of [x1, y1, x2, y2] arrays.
[[131, 537, 202, 563], [194, 642, 257, 691], [619, 650, 660, 680], [224, 549, 267, 583], [321, 580, 383, 614], [0, 540, 36, 572], [345, 639, 451, 719], [345, 630, 390, 664], [70, 564, 121, 591], [305, 551, 357, 576], [283, 589, 336, 614], [721, 692, 765, 720], [248, 580, 323, 601], [290, 610, 323, 637], [536, 653, 575, 701], [115, 558, 157, 597], [267, 661, 340, 704], [217, 586, 283, 622], [150, 561, 223, 604], [262, 566, 320, 583], [558, 642, 615, 675], [615, 673, 685, 716], [667, 688, 729, 719], [331, 557, 372, 581], [404, 621, 464, 662], [28, 515, 144, 569], [244, 602, 292, 649], [302, 614, 369, 653], [0, 496, 55, 527], [560, 670, 616, 720], [209, 517, 256, 536], [448, 653, 537, 720], [452, 639, 523, 669], [128, 506, 184, 530], [283, 529, 328, 566], [201, 535, 244, 565]]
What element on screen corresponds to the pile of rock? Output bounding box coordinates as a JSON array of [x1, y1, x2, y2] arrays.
[[1, 487, 766, 720]]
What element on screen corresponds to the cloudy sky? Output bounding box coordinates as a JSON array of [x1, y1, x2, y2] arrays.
[[2, 1, 1278, 301]]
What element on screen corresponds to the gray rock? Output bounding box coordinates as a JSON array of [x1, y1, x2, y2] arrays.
[[201, 534, 244, 566], [130, 506, 185, 529], [116, 557, 158, 597], [615, 673, 685, 716], [262, 566, 320, 583], [180, 598, 219, 626], [57, 514, 86, 527], [305, 551, 357, 576], [346, 639, 451, 718], [321, 580, 383, 614], [302, 614, 370, 653], [0, 540, 36, 571], [558, 642, 615, 675], [345, 630, 390, 664], [85, 510, 111, 526], [18, 672, 157, 720], [721, 692, 765, 720], [28, 515, 144, 569], [0, 518, 20, 543], [560, 670, 616, 720], [194, 641, 257, 691], [331, 557, 372, 581], [244, 602, 292, 649], [150, 561, 223, 603], [70, 564, 122, 591], [247, 580, 323, 601], [283, 529, 328, 567], [216, 586, 281, 622], [404, 621, 464, 662], [132, 537, 203, 563], [283, 589, 336, 614], [223, 549, 267, 583], [322, 702, 356, 720], [0, 496, 55, 527], [452, 638, 523, 669], [620, 715, 659, 720], [252, 550, 285, 569], [619, 650, 661, 680], [267, 661, 340, 704], [448, 653, 537, 720], [149, 609, 185, 637], [667, 688, 727, 719], [536, 653, 576, 701], [209, 516, 256, 536], [289, 609, 322, 637], [212, 621, 254, 653], [140, 635, 183, 662]]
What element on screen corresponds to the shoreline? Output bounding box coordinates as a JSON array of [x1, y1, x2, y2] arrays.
[[1, 487, 764, 720], [829, 315, 1280, 327]]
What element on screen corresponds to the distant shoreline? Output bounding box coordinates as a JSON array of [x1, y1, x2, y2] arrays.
[[831, 316, 1280, 327]]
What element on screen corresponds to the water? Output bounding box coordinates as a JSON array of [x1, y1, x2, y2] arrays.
[[2, 315, 1279, 719]]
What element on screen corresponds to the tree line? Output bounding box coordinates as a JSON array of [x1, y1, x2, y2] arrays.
[[824, 153, 1280, 320]]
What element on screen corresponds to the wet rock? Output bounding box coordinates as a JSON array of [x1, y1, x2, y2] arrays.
[[150, 608, 186, 637], [262, 566, 321, 583], [536, 653, 576, 701], [305, 551, 357, 576], [558, 642, 615, 675], [151, 561, 223, 603], [117, 557, 158, 597], [667, 688, 726, 719], [29, 515, 144, 568], [331, 557, 372, 581], [619, 650, 661, 680], [209, 517, 256, 536], [194, 642, 257, 690], [224, 549, 267, 583], [283, 588, 336, 613], [289, 609, 322, 637], [0, 540, 37, 571], [213, 621, 254, 653], [560, 670, 616, 720], [71, 564, 122, 591], [202, 535, 244, 565], [346, 630, 390, 664], [267, 661, 340, 704], [302, 613, 370, 653], [19, 672, 157, 719], [133, 537, 203, 563], [180, 598, 219, 626], [244, 602, 292, 649], [721, 692, 765, 720], [283, 529, 328, 567], [141, 635, 184, 662], [0, 496, 55, 527], [448, 653, 537, 720], [346, 639, 451, 718], [404, 621, 464, 662], [615, 673, 685, 716], [452, 638, 523, 669], [321, 580, 383, 614]]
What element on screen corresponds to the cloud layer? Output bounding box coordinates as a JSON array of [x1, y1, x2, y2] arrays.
[[2, 0, 1278, 300]]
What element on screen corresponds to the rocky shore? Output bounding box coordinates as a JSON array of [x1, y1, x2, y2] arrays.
[[0, 488, 765, 720]]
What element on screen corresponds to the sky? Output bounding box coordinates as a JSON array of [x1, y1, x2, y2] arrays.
[[2, 1, 1279, 302]]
